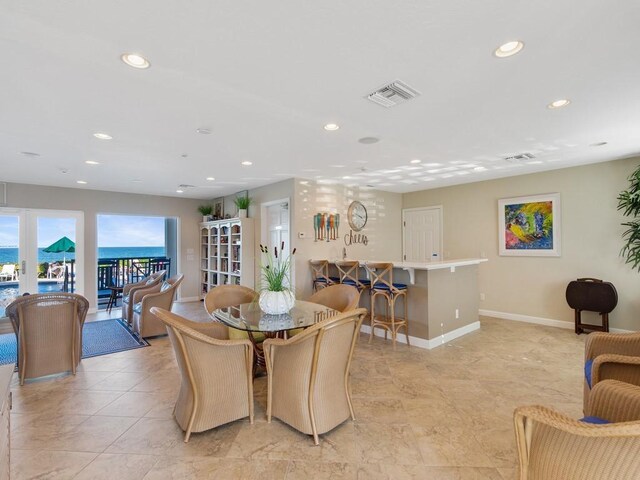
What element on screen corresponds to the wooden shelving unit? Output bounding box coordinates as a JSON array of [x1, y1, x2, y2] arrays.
[[200, 218, 254, 297]]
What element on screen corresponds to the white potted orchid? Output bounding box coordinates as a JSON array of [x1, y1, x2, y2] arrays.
[[258, 242, 296, 315]]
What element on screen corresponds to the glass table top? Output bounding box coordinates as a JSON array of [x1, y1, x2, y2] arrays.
[[210, 300, 337, 333]]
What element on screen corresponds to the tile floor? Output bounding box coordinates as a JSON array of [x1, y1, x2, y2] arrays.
[[9, 302, 586, 479]]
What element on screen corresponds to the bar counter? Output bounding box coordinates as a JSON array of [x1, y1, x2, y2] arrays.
[[320, 258, 488, 349]]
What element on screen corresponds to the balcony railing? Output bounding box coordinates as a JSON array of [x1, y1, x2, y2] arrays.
[[97, 256, 171, 298]]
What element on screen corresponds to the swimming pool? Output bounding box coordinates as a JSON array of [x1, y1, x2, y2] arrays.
[[0, 281, 65, 316]]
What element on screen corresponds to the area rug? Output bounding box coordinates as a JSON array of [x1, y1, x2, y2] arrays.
[[0, 318, 149, 366]]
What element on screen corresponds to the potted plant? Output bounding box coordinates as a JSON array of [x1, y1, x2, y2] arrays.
[[198, 205, 213, 222], [234, 196, 252, 218], [618, 164, 640, 270], [258, 242, 296, 314]]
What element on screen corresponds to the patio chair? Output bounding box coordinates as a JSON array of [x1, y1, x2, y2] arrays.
[[263, 308, 367, 444], [47, 263, 64, 280], [514, 379, 640, 480], [0, 265, 16, 282], [131, 274, 184, 338], [583, 331, 640, 412], [150, 307, 253, 442], [121, 270, 166, 323], [5, 293, 89, 385]]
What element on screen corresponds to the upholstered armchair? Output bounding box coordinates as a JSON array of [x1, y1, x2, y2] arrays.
[[515, 379, 640, 480], [6, 293, 89, 385], [308, 284, 361, 312], [122, 270, 166, 323], [150, 307, 253, 442], [263, 308, 367, 444], [583, 331, 640, 411], [131, 274, 183, 338]]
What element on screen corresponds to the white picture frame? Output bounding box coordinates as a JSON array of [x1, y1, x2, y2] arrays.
[[498, 193, 561, 257]]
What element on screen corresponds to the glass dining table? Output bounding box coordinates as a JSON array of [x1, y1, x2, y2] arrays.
[[210, 300, 338, 368]]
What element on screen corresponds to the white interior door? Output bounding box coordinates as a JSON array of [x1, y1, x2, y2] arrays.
[[403, 207, 443, 262], [261, 199, 291, 285]]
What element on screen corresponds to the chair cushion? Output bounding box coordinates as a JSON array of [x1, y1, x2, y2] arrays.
[[580, 416, 610, 424], [343, 279, 371, 288], [160, 281, 171, 292], [314, 278, 328, 283], [122, 294, 130, 304], [228, 328, 265, 342], [585, 358, 594, 388], [133, 302, 143, 314], [329, 276, 340, 282], [373, 282, 408, 291]]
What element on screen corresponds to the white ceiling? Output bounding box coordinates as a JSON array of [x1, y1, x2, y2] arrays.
[[1, 1, 640, 199]]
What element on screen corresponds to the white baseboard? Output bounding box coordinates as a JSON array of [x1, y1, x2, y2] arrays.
[[176, 296, 200, 303], [360, 321, 481, 350], [479, 309, 632, 334], [88, 307, 98, 314]]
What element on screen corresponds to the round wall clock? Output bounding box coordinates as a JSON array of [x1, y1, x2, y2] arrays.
[[347, 201, 367, 231]]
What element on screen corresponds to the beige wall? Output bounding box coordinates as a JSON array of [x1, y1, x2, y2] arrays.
[[3, 182, 204, 308], [292, 180, 403, 299], [403, 157, 640, 331]]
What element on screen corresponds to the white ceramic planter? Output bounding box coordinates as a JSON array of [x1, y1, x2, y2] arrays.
[[238, 209, 248, 218], [259, 290, 295, 315]]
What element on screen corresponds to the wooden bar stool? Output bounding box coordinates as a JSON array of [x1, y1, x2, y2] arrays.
[[309, 260, 336, 292], [364, 262, 409, 348], [335, 260, 370, 293]]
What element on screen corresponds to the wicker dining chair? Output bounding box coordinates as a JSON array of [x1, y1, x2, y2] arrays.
[[263, 308, 367, 444], [308, 284, 361, 313], [6, 293, 89, 385], [203, 285, 262, 341], [583, 331, 640, 412], [514, 379, 640, 480], [150, 307, 253, 442], [122, 270, 166, 323], [131, 274, 183, 338]]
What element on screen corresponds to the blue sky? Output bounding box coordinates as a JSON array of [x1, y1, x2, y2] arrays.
[[0, 215, 165, 248]]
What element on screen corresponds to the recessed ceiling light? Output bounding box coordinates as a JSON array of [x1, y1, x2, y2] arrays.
[[590, 141, 608, 147], [342, 176, 351, 180], [241, 161, 253, 166], [424, 162, 442, 167], [358, 136, 379, 144], [20, 151, 40, 157], [494, 40, 524, 58], [85, 160, 100, 165], [324, 123, 340, 131], [176, 189, 184, 193], [410, 159, 421, 164], [206, 177, 215, 181], [76, 180, 87, 184], [299, 180, 309, 185], [547, 99, 571, 109], [93, 132, 112, 140], [120, 53, 150, 69], [196, 128, 211, 135]]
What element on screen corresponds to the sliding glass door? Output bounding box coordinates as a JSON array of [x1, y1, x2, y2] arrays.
[[0, 208, 83, 317]]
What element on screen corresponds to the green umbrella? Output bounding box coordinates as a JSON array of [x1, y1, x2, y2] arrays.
[[43, 236, 76, 292], [43, 236, 75, 254]]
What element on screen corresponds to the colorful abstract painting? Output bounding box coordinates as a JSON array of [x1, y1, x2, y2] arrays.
[[498, 193, 561, 256]]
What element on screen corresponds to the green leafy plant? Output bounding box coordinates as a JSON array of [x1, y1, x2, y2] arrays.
[[198, 205, 213, 216], [234, 196, 252, 210], [617, 165, 640, 271], [259, 242, 296, 292]]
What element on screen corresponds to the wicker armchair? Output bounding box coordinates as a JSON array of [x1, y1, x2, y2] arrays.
[[263, 308, 367, 444], [150, 307, 253, 442], [203, 285, 261, 341], [583, 331, 640, 411], [515, 379, 640, 480], [132, 274, 184, 338], [308, 284, 361, 313], [6, 293, 89, 385], [122, 270, 166, 323]]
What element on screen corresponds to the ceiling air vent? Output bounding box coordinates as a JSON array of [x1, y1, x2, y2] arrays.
[[504, 152, 536, 163], [366, 80, 421, 108]]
